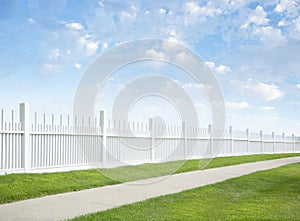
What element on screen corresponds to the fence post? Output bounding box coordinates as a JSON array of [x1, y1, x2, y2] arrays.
[[282, 132, 285, 152], [20, 102, 30, 172], [149, 118, 154, 162], [100, 110, 106, 163], [182, 122, 187, 159], [260, 130, 263, 153], [229, 126, 233, 155], [272, 132, 275, 153], [208, 124, 212, 156], [292, 134, 295, 152], [246, 129, 250, 154]]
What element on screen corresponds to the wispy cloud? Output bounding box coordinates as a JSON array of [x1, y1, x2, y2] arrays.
[[65, 22, 84, 31], [42, 63, 60, 73], [241, 5, 269, 29], [253, 26, 286, 47], [28, 18, 35, 24], [145, 48, 168, 60], [184, 1, 222, 17], [74, 63, 82, 69], [205, 61, 231, 75], [159, 8, 167, 15], [275, 0, 298, 14], [78, 34, 99, 56], [182, 83, 204, 90], [226, 101, 250, 110], [232, 79, 284, 101], [260, 106, 275, 111]]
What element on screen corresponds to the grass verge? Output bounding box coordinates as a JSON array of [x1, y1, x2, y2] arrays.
[[72, 162, 300, 221], [0, 153, 300, 204]]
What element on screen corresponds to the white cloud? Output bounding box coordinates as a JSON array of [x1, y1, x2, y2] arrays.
[[205, 61, 215, 69], [292, 16, 300, 39], [145, 48, 167, 60], [66, 22, 84, 31], [49, 49, 72, 61], [78, 34, 99, 56], [130, 5, 138, 11], [120, 11, 137, 22], [176, 51, 187, 63], [28, 18, 35, 24], [232, 79, 284, 101], [249, 6, 269, 25], [182, 83, 204, 90], [49, 49, 60, 59], [74, 63, 82, 69], [226, 101, 250, 110], [175, 51, 193, 63], [184, 1, 222, 17], [296, 84, 300, 89], [215, 64, 232, 74], [98, 1, 104, 8], [102, 42, 108, 49], [169, 30, 176, 37], [168, 30, 181, 43], [182, 82, 213, 92], [278, 19, 289, 27], [185, 2, 200, 14], [241, 5, 269, 29], [286, 16, 300, 40], [159, 8, 166, 15], [195, 103, 206, 109], [253, 81, 284, 101], [205, 61, 231, 74], [239, 6, 285, 47], [260, 106, 275, 111], [42, 63, 60, 72], [161, 40, 182, 52], [275, 0, 297, 13], [86, 41, 99, 56], [295, 17, 300, 31], [253, 26, 285, 47]]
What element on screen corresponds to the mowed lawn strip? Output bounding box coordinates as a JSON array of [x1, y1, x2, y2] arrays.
[[72, 162, 300, 221], [1, 153, 300, 204]]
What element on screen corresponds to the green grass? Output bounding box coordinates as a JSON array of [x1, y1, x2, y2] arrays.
[[0, 153, 300, 204], [72, 162, 300, 221]]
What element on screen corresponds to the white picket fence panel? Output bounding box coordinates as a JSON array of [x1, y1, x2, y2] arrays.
[[0, 102, 300, 174]]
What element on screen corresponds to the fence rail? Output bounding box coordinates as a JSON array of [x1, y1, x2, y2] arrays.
[[0, 102, 300, 174]]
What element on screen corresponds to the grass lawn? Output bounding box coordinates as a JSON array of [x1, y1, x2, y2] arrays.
[[72, 162, 300, 221], [0, 153, 300, 204]]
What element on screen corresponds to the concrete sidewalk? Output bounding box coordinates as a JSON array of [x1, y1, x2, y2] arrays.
[[1, 157, 300, 221]]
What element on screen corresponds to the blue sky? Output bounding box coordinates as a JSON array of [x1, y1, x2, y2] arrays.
[[0, 0, 300, 134]]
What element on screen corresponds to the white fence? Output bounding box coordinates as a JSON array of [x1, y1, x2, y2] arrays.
[[0, 102, 300, 174]]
